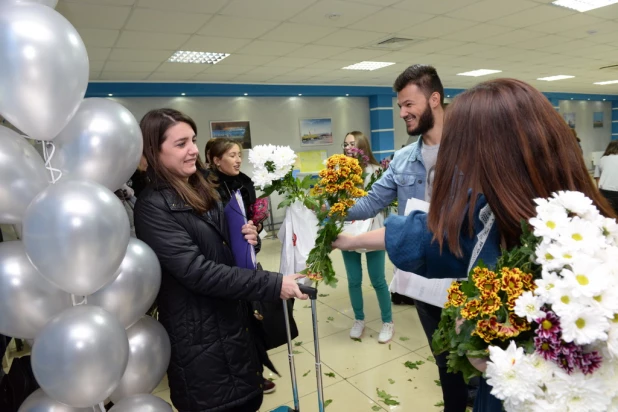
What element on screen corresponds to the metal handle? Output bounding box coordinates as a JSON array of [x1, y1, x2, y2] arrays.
[[298, 284, 318, 300]]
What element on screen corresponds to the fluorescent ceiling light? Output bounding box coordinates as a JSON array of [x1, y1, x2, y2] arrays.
[[342, 61, 395, 71], [552, 0, 618, 12], [168, 51, 230, 64], [456, 69, 502, 77], [537, 75, 575, 81], [594, 80, 618, 85]]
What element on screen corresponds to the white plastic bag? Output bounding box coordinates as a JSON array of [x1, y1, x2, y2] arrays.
[[278, 201, 319, 284]]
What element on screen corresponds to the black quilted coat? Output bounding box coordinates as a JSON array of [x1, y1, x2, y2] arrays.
[[134, 183, 283, 412]]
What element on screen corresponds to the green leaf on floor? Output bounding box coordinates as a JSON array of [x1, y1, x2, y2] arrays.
[[388, 378, 395, 384], [303, 305, 311, 308], [327, 316, 334, 321], [376, 388, 400, 406], [434, 379, 441, 387], [303, 370, 311, 377], [318, 293, 330, 297], [403, 360, 424, 370], [427, 355, 435, 362], [294, 341, 303, 346], [388, 344, 391, 350], [407, 379, 412, 382], [351, 337, 362, 342], [435, 401, 445, 407], [325, 372, 336, 378], [371, 406, 381, 411], [370, 334, 373, 338], [292, 350, 302, 354], [268, 377, 276, 381], [399, 336, 410, 341], [325, 399, 333, 408]]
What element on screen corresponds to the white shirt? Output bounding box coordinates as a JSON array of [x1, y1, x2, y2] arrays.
[[594, 154, 618, 191], [364, 164, 385, 230]]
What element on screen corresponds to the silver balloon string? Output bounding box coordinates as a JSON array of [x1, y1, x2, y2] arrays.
[[98, 402, 105, 411], [41, 141, 62, 184], [71, 294, 87, 306]]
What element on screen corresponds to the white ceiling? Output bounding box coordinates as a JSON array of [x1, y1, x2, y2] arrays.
[[58, 0, 618, 94]]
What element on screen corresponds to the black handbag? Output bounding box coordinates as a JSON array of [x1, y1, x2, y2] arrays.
[[251, 298, 298, 350]]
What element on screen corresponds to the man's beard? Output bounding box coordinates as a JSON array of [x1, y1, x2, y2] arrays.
[[407, 103, 434, 136]]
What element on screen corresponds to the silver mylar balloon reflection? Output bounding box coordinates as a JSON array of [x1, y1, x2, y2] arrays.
[[90, 238, 162, 329], [55, 98, 143, 191], [109, 394, 172, 412], [0, 241, 72, 339], [0, 3, 88, 140], [10, 0, 58, 8], [23, 180, 129, 296], [18, 389, 92, 412], [31, 305, 129, 408], [0, 126, 49, 224], [110, 316, 171, 403]]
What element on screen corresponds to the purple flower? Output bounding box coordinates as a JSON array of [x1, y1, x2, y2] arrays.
[[380, 158, 391, 170], [577, 351, 603, 375], [534, 335, 561, 362], [535, 311, 561, 339], [346, 147, 369, 167]]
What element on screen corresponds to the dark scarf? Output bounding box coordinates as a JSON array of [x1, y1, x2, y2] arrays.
[[212, 170, 256, 220]]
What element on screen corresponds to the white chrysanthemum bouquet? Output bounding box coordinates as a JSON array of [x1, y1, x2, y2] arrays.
[[248, 144, 317, 209], [485, 191, 618, 411]]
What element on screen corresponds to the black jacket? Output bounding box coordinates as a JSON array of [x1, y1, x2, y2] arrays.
[[134, 183, 283, 412], [211, 170, 256, 221]]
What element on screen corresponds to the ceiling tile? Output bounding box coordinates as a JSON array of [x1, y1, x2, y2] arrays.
[[525, 13, 606, 34], [346, 0, 400, 5], [77, 28, 119, 48], [313, 29, 388, 48], [539, 39, 597, 54], [215, 54, 275, 66], [192, 72, 239, 82], [198, 16, 280, 39], [57, 2, 131, 29], [234, 73, 278, 82], [99, 72, 152, 80], [108, 48, 173, 62], [309, 60, 359, 69], [329, 48, 391, 61], [219, 0, 317, 21], [286, 45, 350, 59], [147, 72, 200, 80], [89, 60, 106, 71], [441, 24, 512, 42], [203, 65, 257, 74], [441, 42, 499, 56], [104, 61, 162, 72], [555, 20, 618, 40], [180, 36, 252, 53], [260, 23, 338, 44], [583, 3, 618, 19], [62, 0, 136, 5], [289, 68, 333, 76], [405, 39, 466, 53], [289, 0, 381, 28], [372, 51, 429, 63], [267, 74, 312, 84], [115, 31, 190, 50], [512, 34, 572, 50], [349, 8, 436, 33], [491, 4, 575, 28], [393, 0, 480, 14], [236, 41, 304, 56], [476, 29, 546, 46], [155, 62, 210, 74], [247, 66, 296, 76], [125, 9, 212, 34], [87, 47, 111, 60], [397, 16, 479, 38], [262, 57, 321, 68], [470, 47, 521, 59], [89, 70, 101, 80], [446, 0, 538, 22], [136, 0, 228, 13]]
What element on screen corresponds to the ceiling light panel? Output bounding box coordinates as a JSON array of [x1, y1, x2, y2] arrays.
[[537, 75, 575, 81], [594, 80, 618, 85], [342, 61, 395, 71], [168, 51, 230, 64], [456, 69, 502, 77], [552, 0, 618, 12]]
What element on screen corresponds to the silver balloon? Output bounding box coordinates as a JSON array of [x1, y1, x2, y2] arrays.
[[6, 0, 58, 8], [0, 241, 71, 339], [109, 394, 172, 412], [0, 126, 49, 224], [110, 316, 171, 403], [23, 179, 129, 296], [89, 239, 161, 329], [0, 3, 88, 140], [18, 389, 92, 412], [55, 98, 143, 191], [31, 305, 129, 408]]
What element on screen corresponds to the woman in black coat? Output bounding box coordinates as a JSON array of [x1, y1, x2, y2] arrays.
[[134, 109, 306, 412]]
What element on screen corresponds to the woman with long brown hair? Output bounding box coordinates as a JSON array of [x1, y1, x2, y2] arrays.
[[341, 131, 394, 343], [134, 108, 307, 412], [332, 79, 615, 411]]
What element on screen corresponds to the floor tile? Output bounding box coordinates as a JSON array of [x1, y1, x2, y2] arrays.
[[366, 307, 429, 352], [324, 289, 409, 324], [154, 389, 177, 412]]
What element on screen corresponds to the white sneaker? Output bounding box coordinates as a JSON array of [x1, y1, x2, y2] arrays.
[[378, 322, 395, 344], [350, 320, 365, 339]]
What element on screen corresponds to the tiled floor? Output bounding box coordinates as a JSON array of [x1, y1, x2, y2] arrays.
[[2, 234, 447, 411]]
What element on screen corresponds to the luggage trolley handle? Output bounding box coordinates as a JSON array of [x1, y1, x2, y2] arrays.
[[297, 284, 325, 412]]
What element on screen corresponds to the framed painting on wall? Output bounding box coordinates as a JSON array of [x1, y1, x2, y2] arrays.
[[563, 112, 576, 129], [299, 118, 333, 146], [210, 120, 252, 149], [593, 111, 604, 128]]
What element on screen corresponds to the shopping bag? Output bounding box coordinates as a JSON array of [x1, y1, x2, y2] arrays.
[[277, 201, 319, 284]]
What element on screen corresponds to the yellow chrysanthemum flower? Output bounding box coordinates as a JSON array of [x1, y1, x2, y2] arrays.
[[446, 282, 466, 307], [460, 299, 482, 320], [479, 293, 501, 315]]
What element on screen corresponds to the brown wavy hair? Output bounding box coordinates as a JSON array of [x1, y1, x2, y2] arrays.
[[140, 108, 219, 214], [344, 131, 379, 166], [603, 141, 618, 156], [428, 79, 615, 255]]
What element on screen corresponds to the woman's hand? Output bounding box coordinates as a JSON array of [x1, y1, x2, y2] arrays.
[[331, 233, 356, 251], [242, 220, 258, 245], [280, 274, 309, 300]]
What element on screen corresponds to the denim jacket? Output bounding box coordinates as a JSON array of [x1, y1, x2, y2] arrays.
[[347, 137, 426, 220]]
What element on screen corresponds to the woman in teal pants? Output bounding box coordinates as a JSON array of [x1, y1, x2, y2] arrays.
[[341, 131, 393, 344]]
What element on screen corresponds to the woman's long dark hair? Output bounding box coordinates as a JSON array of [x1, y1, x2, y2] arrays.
[[140, 108, 219, 214], [603, 141, 618, 156], [428, 79, 615, 255]]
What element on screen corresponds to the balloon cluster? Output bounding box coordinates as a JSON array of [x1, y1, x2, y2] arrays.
[[0, 1, 172, 411]]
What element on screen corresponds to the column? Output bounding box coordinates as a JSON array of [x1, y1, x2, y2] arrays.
[[613, 101, 618, 140], [369, 94, 395, 161]]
